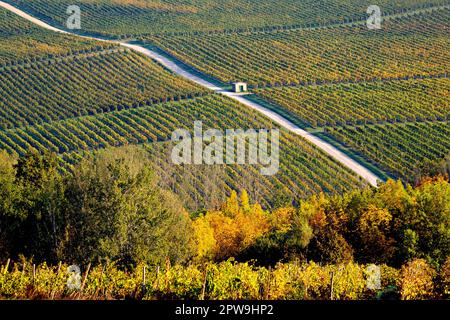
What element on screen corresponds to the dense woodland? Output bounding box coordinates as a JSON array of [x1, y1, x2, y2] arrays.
[[0, 147, 448, 299]]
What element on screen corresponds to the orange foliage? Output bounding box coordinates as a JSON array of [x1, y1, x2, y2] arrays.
[[193, 190, 270, 260]]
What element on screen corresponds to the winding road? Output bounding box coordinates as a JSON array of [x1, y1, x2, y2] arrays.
[[1, 1, 382, 186]]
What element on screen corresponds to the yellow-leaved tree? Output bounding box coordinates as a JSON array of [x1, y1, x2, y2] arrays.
[[193, 190, 270, 260]]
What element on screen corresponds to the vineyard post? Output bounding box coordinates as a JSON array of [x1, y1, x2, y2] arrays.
[[32, 264, 36, 287], [142, 265, 147, 296], [3, 258, 10, 274], [155, 266, 160, 291], [330, 271, 335, 300], [78, 263, 91, 298], [51, 261, 62, 300], [201, 265, 208, 300], [265, 266, 272, 300], [100, 266, 104, 298]]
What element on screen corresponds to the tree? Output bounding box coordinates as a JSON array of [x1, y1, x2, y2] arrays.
[[5, 151, 64, 262], [400, 259, 436, 300], [62, 146, 195, 266], [0, 151, 18, 259], [355, 205, 396, 264], [197, 191, 270, 260]]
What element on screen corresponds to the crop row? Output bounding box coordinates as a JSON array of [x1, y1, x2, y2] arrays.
[[0, 95, 364, 208], [0, 49, 209, 129], [0, 7, 105, 65], [255, 77, 450, 128], [146, 8, 449, 86], [6, 0, 447, 36], [325, 121, 450, 181]]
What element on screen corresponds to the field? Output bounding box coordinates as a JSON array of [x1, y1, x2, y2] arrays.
[[146, 7, 449, 86], [254, 76, 449, 182], [134, 5, 447, 183], [0, 93, 364, 209], [0, 49, 208, 129], [255, 77, 450, 128], [0, 7, 107, 64], [5, 0, 446, 36], [325, 121, 450, 180], [1, 1, 448, 198], [0, 3, 369, 210], [0, 259, 446, 300], [0, 0, 449, 303]]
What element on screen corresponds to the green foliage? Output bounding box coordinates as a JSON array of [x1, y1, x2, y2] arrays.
[[0, 148, 195, 266], [0, 151, 63, 261], [255, 78, 450, 128]]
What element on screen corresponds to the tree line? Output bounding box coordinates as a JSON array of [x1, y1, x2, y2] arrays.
[[0, 146, 448, 270]]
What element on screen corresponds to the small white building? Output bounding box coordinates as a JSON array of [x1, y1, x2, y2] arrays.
[[232, 82, 248, 93]]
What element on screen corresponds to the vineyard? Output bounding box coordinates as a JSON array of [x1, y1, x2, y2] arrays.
[[146, 7, 449, 86], [0, 0, 449, 305], [5, 0, 447, 37], [325, 121, 450, 180], [0, 94, 365, 209], [0, 49, 209, 129], [255, 77, 450, 128], [0, 4, 371, 210], [0, 7, 106, 65], [1, 259, 448, 300], [142, 134, 365, 210]]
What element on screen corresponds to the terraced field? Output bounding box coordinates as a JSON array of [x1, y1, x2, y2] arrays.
[[0, 7, 107, 64], [255, 77, 450, 128], [5, 0, 446, 36], [146, 8, 449, 86]]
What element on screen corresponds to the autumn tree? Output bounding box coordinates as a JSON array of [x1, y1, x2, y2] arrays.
[[194, 190, 270, 261], [355, 205, 396, 264], [400, 259, 436, 300]]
